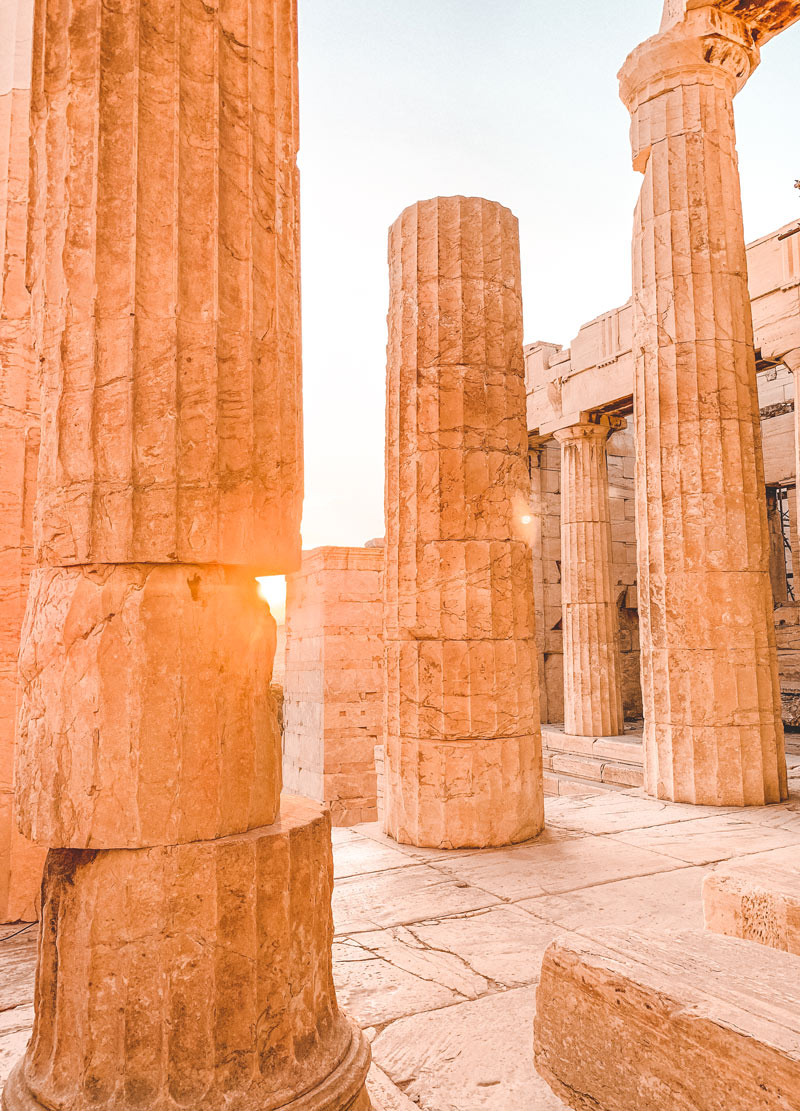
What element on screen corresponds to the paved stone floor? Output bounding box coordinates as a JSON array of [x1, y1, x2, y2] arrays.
[[2, 782, 800, 1110]]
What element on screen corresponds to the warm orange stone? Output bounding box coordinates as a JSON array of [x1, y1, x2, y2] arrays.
[[283, 547, 384, 827], [3, 798, 371, 1111], [26, 0, 302, 575], [619, 5, 787, 806], [554, 418, 624, 738], [5, 0, 370, 1105], [383, 196, 544, 849], [16, 566, 281, 849], [0, 0, 45, 923]]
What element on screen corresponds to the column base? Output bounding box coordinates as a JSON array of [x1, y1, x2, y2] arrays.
[[1, 796, 371, 1111], [644, 723, 788, 807], [2, 1041, 371, 1111], [384, 734, 544, 849]]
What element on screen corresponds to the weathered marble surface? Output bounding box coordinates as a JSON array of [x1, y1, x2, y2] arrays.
[[284, 547, 383, 826], [16, 566, 280, 848], [620, 4, 787, 805], [555, 419, 624, 738], [26, 0, 302, 573], [0, 0, 43, 923], [6, 799, 370, 1111], [383, 196, 543, 849], [704, 845, 800, 954], [6, 789, 800, 1110], [535, 928, 800, 1111]]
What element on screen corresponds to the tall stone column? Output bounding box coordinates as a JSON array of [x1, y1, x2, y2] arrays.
[[783, 350, 800, 512], [383, 196, 543, 849], [619, 5, 787, 806], [0, 0, 45, 923], [554, 417, 624, 738], [3, 0, 370, 1108]]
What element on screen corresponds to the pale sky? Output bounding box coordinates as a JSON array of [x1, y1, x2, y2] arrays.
[[298, 0, 800, 552]]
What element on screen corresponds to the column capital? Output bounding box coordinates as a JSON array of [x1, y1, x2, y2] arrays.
[[619, 7, 759, 171], [553, 414, 625, 445]]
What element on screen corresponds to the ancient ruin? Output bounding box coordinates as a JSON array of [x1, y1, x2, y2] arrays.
[[1, 0, 370, 1107], [283, 546, 383, 826], [2, 0, 800, 1109], [0, 0, 42, 925], [382, 196, 544, 849]]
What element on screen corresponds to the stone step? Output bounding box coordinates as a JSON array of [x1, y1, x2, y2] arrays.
[[703, 846, 800, 955], [535, 928, 800, 1111], [548, 751, 644, 789], [543, 771, 623, 798], [541, 726, 644, 767]]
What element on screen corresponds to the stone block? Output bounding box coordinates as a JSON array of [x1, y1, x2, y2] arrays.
[[535, 928, 800, 1111], [3, 797, 371, 1111], [703, 847, 800, 954], [16, 565, 280, 849], [283, 547, 383, 826]]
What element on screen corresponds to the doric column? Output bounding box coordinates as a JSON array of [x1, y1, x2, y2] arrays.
[[383, 196, 544, 849], [554, 417, 624, 738], [528, 440, 549, 722], [3, 0, 370, 1107], [0, 0, 45, 923], [783, 350, 800, 512], [619, 5, 787, 805]]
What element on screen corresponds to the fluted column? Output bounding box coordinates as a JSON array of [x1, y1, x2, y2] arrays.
[[619, 5, 787, 806], [783, 350, 800, 511], [383, 196, 544, 849], [554, 418, 624, 737], [0, 0, 45, 923], [3, 0, 370, 1107]]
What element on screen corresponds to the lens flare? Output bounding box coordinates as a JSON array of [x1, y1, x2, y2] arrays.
[[256, 576, 287, 623]]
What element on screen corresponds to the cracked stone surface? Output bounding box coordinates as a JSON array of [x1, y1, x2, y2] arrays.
[[5, 0, 371, 1105], [5, 789, 800, 1110], [383, 195, 544, 849], [620, 3, 788, 806], [0, 0, 44, 923]]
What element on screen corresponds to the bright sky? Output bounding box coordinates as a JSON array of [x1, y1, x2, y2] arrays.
[[297, 0, 800, 553]]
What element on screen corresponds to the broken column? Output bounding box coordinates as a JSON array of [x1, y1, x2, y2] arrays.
[[554, 417, 624, 737], [3, 0, 370, 1107], [619, 4, 787, 805], [0, 0, 44, 924], [383, 195, 543, 849]]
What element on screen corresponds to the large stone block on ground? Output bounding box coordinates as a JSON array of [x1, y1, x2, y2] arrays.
[[534, 928, 800, 1110], [15, 565, 281, 849], [2, 797, 371, 1111], [704, 846, 800, 954]]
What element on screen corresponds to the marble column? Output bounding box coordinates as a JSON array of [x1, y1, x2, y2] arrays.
[[528, 440, 549, 723], [783, 350, 800, 515], [619, 5, 787, 806], [554, 417, 624, 738], [383, 195, 544, 849], [3, 0, 370, 1108], [0, 0, 45, 924]]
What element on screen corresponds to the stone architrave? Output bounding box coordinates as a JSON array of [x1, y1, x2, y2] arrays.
[[383, 196, 544, 849], [554, 417, 625, 738], [619, 4, 787, 806], [0, 0, 45, 924], [3, 0, 370, 1107]]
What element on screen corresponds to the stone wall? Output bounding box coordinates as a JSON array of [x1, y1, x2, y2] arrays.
[[283, 547, 383, 826]]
